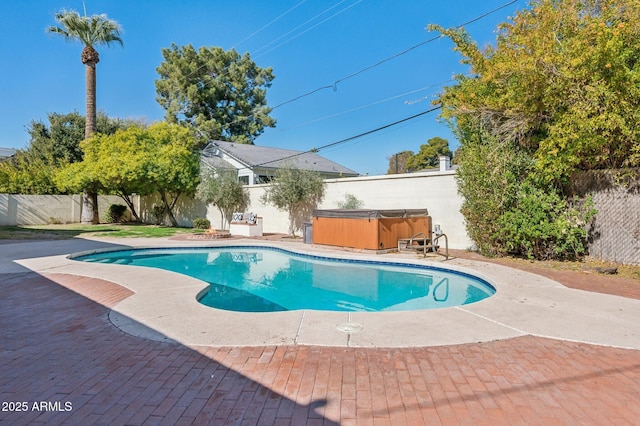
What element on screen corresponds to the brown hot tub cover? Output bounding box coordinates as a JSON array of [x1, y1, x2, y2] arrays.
[[312, 208, 429, 220]]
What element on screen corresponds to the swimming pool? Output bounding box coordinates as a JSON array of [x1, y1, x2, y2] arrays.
[[75, 246, 495, 312]]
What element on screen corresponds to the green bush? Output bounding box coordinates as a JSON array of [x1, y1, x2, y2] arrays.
[[151, 205, 166, 225], [104, 204, 128, 223], [455, 135, 532, 257], [192, 217, 211, 229], [495, 184, 596, 260], [337, 193, 364, 209]]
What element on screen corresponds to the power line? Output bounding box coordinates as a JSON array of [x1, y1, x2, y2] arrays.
[[156, 1, 362, 136], [231, 0, 308, 49], [272, 0, 520, 110], [254, 0, 364, 58], [254, 104, 443, 167], [162, 0, 519, 142], [251, 0, 352, 55], [277, 80, 453, 132]]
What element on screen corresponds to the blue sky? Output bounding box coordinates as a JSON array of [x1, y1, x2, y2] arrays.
[[1, 0, 525, 175]]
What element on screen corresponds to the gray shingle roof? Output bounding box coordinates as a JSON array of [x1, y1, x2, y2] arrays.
[[207, 140, 358, 176], [201, 155, 235, 171], [0, 147, 16, 159]]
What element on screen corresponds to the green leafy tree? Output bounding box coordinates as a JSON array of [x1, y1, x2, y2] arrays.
[[155, 44, 276, 144], [66, 125, 155, 221], [27, 111, 135, 166], [260, 165, 325, 237], [386, 151, 414, 174], [56, 123, 200, 226], [406, 137, 453, 170], [196, 168, 249, 230], [430, 0, 631, 259], [47, 9, 123, 223], [0, 151, 58, 194], [28, 112, 85, 165], [0, 112, 131, 194], [433, 0, 640, 184]]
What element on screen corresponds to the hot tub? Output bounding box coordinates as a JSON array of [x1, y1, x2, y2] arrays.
[[311, 209, 432, 251]]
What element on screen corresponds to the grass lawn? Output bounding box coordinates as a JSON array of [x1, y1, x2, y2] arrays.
[[0, 223, 205, 240]]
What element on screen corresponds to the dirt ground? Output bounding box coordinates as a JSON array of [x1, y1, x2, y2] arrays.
[[449, 249, 640, 300]]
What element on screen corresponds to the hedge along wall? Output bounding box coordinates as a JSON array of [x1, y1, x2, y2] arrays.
[[141, 169, 474, 250], [0, 194, 138, 226], [569, 169, 640, 265]]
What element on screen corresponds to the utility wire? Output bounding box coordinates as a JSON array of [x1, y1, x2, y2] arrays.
[[272, 0, 519, 110], [157, 1, 361, 133], [232, 0, 308, 49], [167, 1, 518, 142], [254, 104, 443, 167], [278, 80, 453, 131], [252, 0, 352, 55], [254, 0, 364, 58]]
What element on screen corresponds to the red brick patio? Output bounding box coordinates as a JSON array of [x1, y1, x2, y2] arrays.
[[1, 270, 639, 425]]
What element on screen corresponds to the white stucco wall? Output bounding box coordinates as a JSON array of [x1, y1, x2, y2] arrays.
[[0, 194, 136, 226], [0, 172, 471, 248], [202, 170, 473, 250]]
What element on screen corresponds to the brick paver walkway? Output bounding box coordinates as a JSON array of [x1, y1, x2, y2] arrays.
[[2, 271, 640, 425]]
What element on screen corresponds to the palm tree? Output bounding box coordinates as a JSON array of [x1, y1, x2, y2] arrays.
[[47, 9, 123, 223]]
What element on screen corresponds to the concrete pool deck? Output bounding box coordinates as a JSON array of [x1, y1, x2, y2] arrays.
[[9, 235, 640, 350], [3, 235, 640, 424]]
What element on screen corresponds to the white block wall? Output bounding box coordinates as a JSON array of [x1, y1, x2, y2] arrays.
[[201, 170, 473, 250], [0, 194, 137, 225]]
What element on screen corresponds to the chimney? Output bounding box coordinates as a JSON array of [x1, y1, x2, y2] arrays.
[[439, 155, 450, 172]]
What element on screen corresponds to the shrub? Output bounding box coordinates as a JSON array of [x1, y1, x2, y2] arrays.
[[192, 217, 211, 229], [260, 165, 325, 237], [455, 135, 532, 257], [337, 193, 364, 209], [195, 168, 249, 230], [494, 183, 597, 260], [104, 204, 128, 223], [151, 205, 166, 225]]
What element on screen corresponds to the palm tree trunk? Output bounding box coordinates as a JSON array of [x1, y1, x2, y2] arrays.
[[85, 63, 97, 139], [83, 62, 99, 224], [80, 192, 99, 224]]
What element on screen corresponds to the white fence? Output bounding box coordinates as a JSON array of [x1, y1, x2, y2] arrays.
[[0, 194, 137, 226], [137, 170, 472, 250], [1, 170, 473, 249]]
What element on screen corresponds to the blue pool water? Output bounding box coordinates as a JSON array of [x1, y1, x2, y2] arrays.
[[74, 246, 495, 312]]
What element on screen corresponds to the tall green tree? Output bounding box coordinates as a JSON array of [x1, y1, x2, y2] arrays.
[[47, 9, 123, 223], [0, 151, 58, 194], [386, 151, 414, 174], [155, 44, 276, 144], [433, 0, 640, 185], [63, 125, 154, 221], [406, 137, 453, 170], [0, 112, 131, 194], [196, 168, 249, 230], [55, 123, 200, 226], [260, 165, 325, 237], [430, 0, 627, 259]]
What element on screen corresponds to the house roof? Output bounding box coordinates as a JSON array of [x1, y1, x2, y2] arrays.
[[201, 154, 235, 171], [204, 140, 359, 176], [0, 147, 16, 159]]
